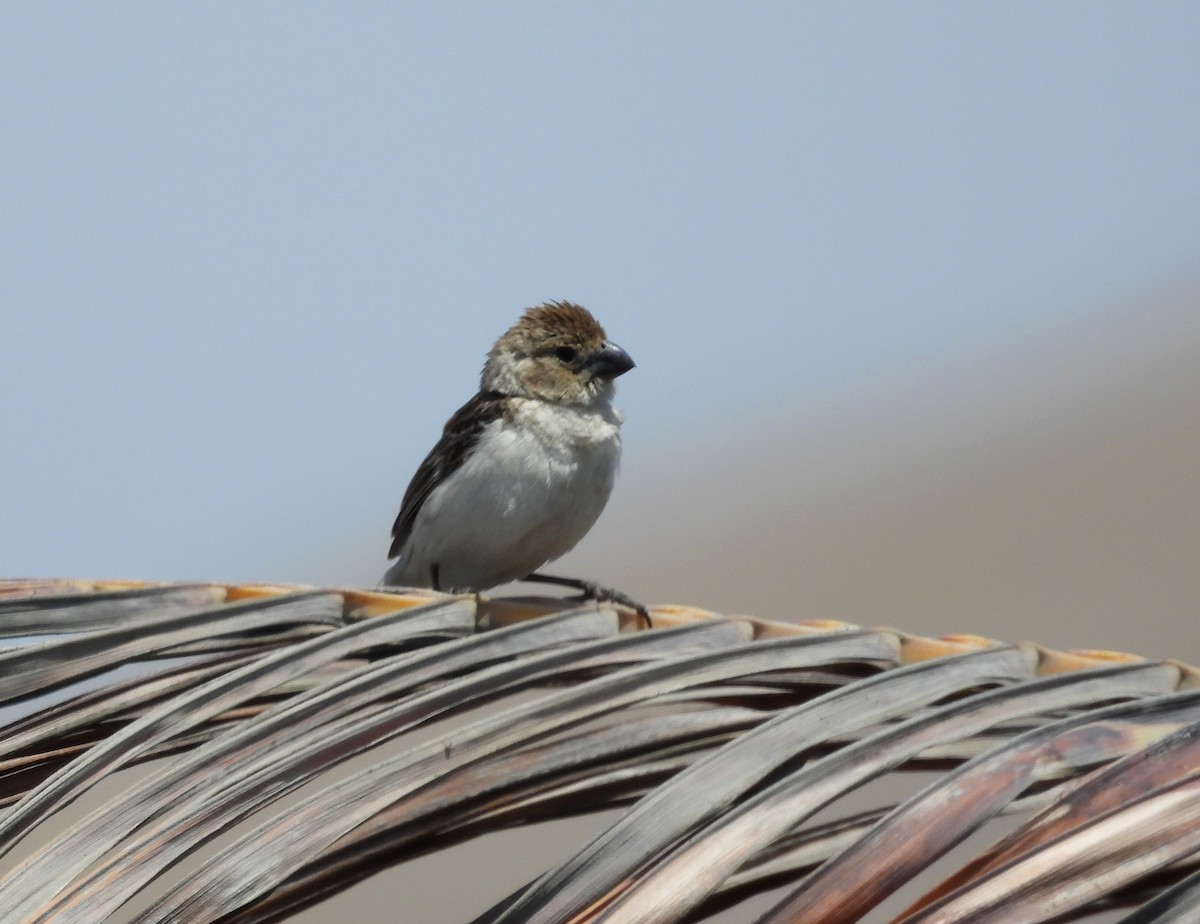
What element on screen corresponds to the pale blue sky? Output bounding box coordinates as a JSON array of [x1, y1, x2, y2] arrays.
[[3, 3, 1198, 587]]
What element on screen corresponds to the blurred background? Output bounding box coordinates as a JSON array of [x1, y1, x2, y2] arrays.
[[2, 4, 1198, 921], [4, 4, 1198, 657]]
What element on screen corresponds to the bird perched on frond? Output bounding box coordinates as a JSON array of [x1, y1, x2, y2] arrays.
[[381, 301, 636, 604]]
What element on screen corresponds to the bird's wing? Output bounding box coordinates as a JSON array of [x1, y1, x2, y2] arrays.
[[388, 390, 508, 559]]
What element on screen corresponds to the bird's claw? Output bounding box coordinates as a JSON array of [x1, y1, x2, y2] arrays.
[[523, 572, 653, 628]]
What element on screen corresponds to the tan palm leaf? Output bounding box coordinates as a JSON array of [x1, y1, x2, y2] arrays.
[[1, 578, 1198, 923]]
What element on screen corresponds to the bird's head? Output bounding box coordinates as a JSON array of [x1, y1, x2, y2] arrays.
[[482, 301, 635, 405]]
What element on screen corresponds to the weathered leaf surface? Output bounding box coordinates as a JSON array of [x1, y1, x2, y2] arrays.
[[1, 579, 1197, 924]]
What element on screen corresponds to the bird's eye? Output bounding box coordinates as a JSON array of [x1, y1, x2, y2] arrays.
[[554, 346, 577, 363]]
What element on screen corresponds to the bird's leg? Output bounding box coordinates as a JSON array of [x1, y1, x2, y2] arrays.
[[522, 572, 652, 627]]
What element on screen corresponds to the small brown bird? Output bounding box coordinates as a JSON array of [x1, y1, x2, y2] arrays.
[[381, 302, 635, 600]]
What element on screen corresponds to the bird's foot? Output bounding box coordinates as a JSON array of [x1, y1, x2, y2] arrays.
[[522, 572, 652, 628]]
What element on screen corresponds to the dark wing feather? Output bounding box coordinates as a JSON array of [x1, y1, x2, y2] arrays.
[[388, 391, 507, 559]]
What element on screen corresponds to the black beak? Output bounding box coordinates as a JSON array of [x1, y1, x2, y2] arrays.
[[588, 340, 635, 380]]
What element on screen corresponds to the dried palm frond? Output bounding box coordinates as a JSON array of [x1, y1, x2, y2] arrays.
[[1, 578, 1198, 923]]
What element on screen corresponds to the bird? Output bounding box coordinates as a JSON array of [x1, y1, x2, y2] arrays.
[[381, 301, 639, 608]]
